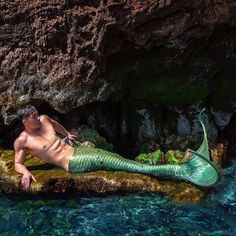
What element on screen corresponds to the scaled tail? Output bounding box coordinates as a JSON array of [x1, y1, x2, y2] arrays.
[[69, 110, 221, 187], [177, 110, 221, 187]]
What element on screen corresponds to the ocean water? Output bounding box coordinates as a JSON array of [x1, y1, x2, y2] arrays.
[[0, 161, 236, 236]]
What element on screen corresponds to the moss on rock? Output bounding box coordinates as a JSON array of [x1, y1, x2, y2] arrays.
[[128, 72, 209, 105], [209, 64, 236, 109], [0, 149, 205, 203], [135, 149, 164, 165], [165, 150, 185, 164], [135, 149, 186, 165]]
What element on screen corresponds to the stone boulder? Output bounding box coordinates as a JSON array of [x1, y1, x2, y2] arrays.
[[0, 149, 205, 203]]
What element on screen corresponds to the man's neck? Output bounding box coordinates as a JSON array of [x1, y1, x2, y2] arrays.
[[24, 124, 41, 135]]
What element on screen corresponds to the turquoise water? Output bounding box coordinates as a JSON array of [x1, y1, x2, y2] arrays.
[[0, 161, 236, 236]]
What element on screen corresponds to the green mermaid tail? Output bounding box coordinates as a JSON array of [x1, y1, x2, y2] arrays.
[[68, 112, 221, 187], [180, 111, 221, 187]]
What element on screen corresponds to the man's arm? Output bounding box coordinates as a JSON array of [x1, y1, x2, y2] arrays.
[[49, 117, 77, 140], [14, 137, 36, 189]]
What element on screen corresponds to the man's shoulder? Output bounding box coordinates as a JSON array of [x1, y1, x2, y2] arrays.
[[16, 132, 27, 141], [14, 132, 27, 149], [39, 114, 50, 122]]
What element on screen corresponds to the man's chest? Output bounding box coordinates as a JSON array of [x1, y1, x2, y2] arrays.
[[25, 128, 57, 152]]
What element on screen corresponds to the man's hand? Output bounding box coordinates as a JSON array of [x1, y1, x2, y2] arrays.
[[21, 172, 37, 190], [49, 117, 78, 140], [67, 131, 77, 140]]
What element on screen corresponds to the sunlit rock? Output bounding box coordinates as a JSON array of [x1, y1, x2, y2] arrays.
[[0, 149, 206, 203]]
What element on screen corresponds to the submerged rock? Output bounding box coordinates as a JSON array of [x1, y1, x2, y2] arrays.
[[0, 149, 205, 203]]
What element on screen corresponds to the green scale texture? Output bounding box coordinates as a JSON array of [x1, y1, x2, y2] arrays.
[[68, 113, 221, 187]]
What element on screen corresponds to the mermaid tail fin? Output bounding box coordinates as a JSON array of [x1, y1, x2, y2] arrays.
[[178, 110, 221, 187], [68, 110, 221, 187], [197, 108, 210, 160]]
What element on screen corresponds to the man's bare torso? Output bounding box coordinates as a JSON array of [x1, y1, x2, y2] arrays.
[[19, 115, 74, 171]]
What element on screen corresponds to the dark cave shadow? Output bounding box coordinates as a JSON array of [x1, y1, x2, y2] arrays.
[[27, 163, 58, 171]]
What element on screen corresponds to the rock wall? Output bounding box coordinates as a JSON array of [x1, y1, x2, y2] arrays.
[[1, 0, 236, 150]]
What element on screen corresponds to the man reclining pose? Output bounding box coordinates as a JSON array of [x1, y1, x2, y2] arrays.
[[14, 105, 220, 190]]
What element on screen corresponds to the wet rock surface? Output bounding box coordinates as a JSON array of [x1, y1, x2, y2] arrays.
[[0, 149, 205, 203], [0, 1, 235, 177]]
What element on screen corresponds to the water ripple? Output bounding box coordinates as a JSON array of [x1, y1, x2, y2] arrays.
[[0, 162, 236, 235]]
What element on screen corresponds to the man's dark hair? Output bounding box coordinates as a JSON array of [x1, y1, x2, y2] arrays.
[[17, 105, 38, 121]]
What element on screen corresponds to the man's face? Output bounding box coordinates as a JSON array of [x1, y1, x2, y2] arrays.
[[23, 111, 40, 128]]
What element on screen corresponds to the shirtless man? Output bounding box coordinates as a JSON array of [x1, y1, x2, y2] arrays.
[[14, 105, 77, 190], [14, 105, 220, 190]]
